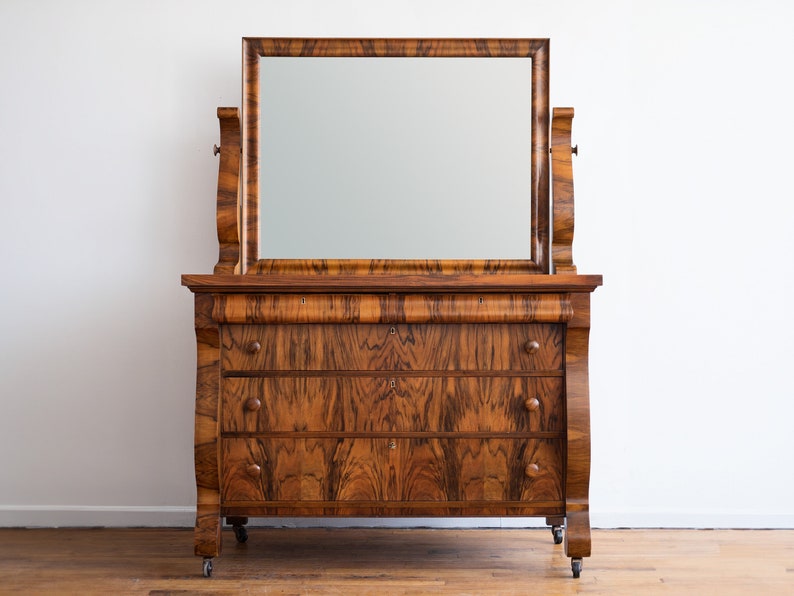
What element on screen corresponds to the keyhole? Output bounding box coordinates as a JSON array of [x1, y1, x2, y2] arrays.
[[390, 326, 396, 335], [478, 296, 484, 304], [390, 379, 396, 388], [300, 297, 306, 304]]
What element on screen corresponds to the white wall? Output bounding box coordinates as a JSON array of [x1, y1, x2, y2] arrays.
[[1, 0, 792, 528]]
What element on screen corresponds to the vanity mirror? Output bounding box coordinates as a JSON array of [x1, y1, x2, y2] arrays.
[[242, 38, 550, 272], [183, 37, 601, 580]]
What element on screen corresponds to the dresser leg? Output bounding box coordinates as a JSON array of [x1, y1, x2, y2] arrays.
[[564, 510, 592, 559], [194, 505, 222, 558]]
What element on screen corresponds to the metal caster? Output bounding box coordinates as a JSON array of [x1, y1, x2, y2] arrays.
[[233, 525, 248, 543], [551, 525, 563, 544], [571, 557, 582, 579], [202, 557, 213, 578]]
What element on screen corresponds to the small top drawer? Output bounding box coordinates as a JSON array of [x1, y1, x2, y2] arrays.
[[212, 292, 573, 324], [221, 323, 563, 372]]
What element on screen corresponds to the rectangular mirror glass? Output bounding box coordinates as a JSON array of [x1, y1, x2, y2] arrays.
[[243, 39, 550, 273], [259, 57, 531, 259]]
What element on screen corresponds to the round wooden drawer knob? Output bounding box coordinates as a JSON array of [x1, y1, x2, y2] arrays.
[[246, 463, 261, 478], [524, 463, 541, 478], [244, 398, 261, 412], [524, 340, 540, 354], [245, 341, 261, 354], [524, 397, 540, 412]]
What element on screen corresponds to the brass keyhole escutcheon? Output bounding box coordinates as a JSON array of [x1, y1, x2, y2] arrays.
[[388, 441, 397, 450], [390, 326, 396, 335]]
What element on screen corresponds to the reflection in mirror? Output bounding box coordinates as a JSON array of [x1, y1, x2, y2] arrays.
[[258, 57, 533, 259]]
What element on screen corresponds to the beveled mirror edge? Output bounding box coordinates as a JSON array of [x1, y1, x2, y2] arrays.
[[241, 38, 550, 275]]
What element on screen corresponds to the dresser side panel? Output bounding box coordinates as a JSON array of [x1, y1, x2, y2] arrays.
[[564, 292, 593, 558], [193, 294, 222, 557]]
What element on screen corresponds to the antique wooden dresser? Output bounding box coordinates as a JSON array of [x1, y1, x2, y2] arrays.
[[182, 38, 601, 579]]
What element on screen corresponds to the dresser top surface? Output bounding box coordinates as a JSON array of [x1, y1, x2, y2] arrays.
[[181, 273, 602, 294]]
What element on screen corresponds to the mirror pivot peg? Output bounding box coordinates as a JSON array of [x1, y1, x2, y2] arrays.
[[549, 144, 579, 156], [213, 144, 221, 156]]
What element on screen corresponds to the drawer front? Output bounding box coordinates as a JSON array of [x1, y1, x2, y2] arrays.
[[222, 376, 564, 433], [221, 323, 563, 371], [213, 292, 572, 324], [222, 438, 563, 504]]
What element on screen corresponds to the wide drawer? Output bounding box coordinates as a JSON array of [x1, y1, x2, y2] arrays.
[[222, 376, 564, 433], [221, 438, 563, 503], [221, 323, 563, 371]]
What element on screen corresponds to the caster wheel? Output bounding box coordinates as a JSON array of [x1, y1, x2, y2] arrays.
[[202, 558, 213, 578], [552, 525, 563, 545], [233, 525, 248, 543], [571, 558, 582, 579]]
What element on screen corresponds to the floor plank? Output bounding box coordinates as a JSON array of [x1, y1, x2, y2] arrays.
[[0, 527, 791, 594]]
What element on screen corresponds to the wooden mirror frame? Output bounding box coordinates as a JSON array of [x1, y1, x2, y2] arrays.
[[241, 38, 550, 275]]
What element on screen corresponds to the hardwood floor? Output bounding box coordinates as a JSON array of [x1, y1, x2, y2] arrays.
[[0, 527, 791, 594]]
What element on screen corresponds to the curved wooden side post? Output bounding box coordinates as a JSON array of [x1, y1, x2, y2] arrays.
[[193, 294, 222, 558], [214, 107, 241, 274], [564, 292, 592, 561], [551, 107, 577, 274]]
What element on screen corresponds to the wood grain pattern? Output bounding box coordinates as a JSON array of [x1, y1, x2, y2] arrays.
[[222, 376, 564, 434], [221, 324, 564, 372], [245, 37, 549, 58], [242, 38, 549, 273], [214, 107, 241, 274], [222, 376, 390, 433], [214, 293, 389, 324], [222, 438, 563, 504], [212, 292, 573, 324], [395, 293, 571, 324], [191, 294, 222, 558], [564, 293, 592, 559], [183, 272, 603, 292], [249, 259, 546, 275], [551, 107, 577, 274], [184, 281, 600, 568]]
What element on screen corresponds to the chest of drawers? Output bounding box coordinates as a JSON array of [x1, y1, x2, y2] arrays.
[[183, 44, 600, 577], [182, 275, 601, 578]]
